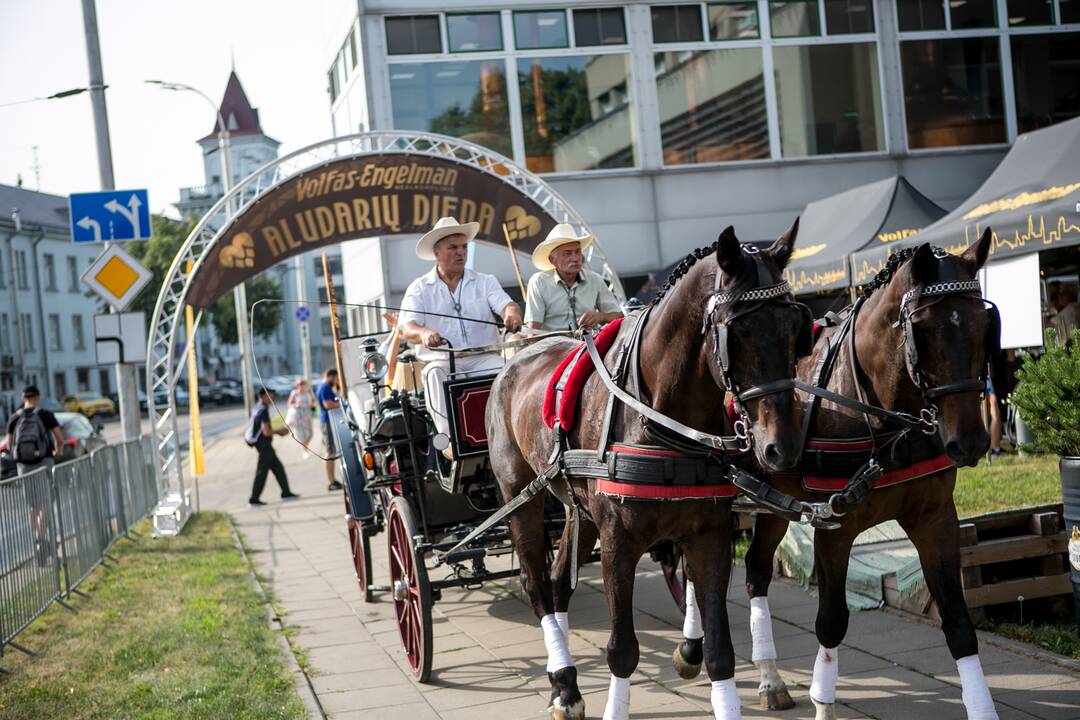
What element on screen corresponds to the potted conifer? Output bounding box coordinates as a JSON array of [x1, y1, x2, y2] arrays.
[[1010, 329, 1080, 633]]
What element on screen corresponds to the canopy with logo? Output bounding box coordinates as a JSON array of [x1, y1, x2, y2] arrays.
[[784, 176, 946, 295], [850, 117, 1080, 283]]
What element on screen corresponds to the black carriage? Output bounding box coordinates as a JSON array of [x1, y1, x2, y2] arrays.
[[329, 338, 568, 682]]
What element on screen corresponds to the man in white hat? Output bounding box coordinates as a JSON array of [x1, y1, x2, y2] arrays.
[[399, 216, 522, 440], [524, 224, 622, 331]]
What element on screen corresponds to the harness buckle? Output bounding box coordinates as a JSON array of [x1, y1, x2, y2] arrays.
[[919, 406, 938, 434], [733, 419, 751, 452]]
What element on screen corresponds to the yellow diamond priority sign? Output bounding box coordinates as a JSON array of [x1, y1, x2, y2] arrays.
[[82, 245, 153, 312]]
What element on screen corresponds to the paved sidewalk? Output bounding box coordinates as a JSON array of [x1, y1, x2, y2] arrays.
[[197, 431, 1080, 720]]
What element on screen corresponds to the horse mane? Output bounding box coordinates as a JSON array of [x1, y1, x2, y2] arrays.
[[651, 241, 720, 306], [859, 246, 919, 300]]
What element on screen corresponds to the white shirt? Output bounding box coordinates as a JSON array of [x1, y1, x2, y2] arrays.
[[400, 267, 513, 358]]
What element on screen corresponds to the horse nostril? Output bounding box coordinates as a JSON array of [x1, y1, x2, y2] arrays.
[[945, 440, 962, 461], [763, 443, 781, 465]]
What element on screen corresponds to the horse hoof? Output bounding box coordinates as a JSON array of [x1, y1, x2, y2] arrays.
[[549, 697, 585, 720], [759, 686, 795, 711], [811, 699, 837, 720], [672, 645, 702, 680]]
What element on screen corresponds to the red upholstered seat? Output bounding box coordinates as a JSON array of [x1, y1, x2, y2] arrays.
[[543, 317, 625, 431]]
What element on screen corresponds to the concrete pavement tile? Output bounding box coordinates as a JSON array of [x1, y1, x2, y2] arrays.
[[310, 668, 414, 694], [423, 672, 535, 711], [295, 627, 372, 649], [318, 684, 426, 713], [438, 690, 551, 720], [307, 642, 393, 672], [327, 701, 441, 720], [279, 604, 358, 622], [995, 679, 1080, 719], [887, 644, 1018, 678]]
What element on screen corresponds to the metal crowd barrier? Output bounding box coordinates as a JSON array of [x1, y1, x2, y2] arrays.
[[0, 436, 161, 663]]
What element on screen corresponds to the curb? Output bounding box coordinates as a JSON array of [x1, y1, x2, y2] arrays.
[[227, 517, 326, 720]]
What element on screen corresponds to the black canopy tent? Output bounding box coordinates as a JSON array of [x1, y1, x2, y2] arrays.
[[850, 116, 1080, 284], [784, 176, 946, 295]]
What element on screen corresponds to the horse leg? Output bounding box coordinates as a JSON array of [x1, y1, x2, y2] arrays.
[[809, 522, 861, 720], [599, 520, 645, 720], [682, 526, 741, 720], [551, 514, 599, 638], [899, 502, 998, 720], [743, 512, 794, 710], [672, 576, 705, 679]]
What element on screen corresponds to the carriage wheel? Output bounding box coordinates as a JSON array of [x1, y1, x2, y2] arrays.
[[387, 496, 433, 682], [347, 516, 374, 603]]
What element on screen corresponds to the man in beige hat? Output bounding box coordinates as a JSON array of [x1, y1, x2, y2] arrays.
[[524, 223, 622, 331], [399, 217, 522, 440]]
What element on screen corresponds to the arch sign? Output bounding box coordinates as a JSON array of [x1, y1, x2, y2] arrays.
[[186, 154, 558, 308], [148, 132, 601, 519]]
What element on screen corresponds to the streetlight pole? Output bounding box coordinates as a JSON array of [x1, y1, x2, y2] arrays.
[[146, 80, 254, 419]]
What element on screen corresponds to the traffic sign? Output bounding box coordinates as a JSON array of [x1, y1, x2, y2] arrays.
[[294, 305, 311, 322], [82, 245, 153, 312], [69, 189, 152, 243], [94, 312, 147, 365]]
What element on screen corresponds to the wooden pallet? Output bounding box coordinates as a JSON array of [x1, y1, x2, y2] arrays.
[[884, 505, 1071, 621]]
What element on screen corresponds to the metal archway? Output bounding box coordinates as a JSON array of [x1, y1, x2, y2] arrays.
[[146, 130, 617, 517]]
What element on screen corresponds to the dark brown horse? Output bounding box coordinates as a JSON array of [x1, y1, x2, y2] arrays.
[[487, 224, 809, 720], [675, 231, 1001, 720]]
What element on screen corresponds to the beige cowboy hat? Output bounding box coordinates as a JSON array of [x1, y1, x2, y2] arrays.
[[415, 216, 480, 261], [530, 223, 593, 271]]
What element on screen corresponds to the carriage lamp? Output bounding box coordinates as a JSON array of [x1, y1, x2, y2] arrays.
[[362, 351, 389, 382], [432, 433, 451, 452], [363, 451, 376, 470]]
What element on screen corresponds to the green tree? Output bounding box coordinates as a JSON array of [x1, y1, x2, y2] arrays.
[[207, 273, 283, 345]]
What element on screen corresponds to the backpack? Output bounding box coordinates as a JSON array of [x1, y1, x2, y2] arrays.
[[14, 408, 50, 463], [244, 406, 264, 447]]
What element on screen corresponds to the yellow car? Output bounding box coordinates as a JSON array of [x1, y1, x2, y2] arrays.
[[62, 393, 116, 418]]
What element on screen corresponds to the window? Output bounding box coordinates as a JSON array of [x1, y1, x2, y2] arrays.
[[1006, 0, 1055, 26], [43, 253, 56, 291], [951, 0, 997, 28], [896, 0, 946, 30], [0, 252, 5, 288], [389, 60, 512, 156], [20, 313, 33, 351], [1011, 32, 1080, 132], [1063, 0, 1080, 22], [0, 313, 9, 352], [328, 67, 339, 102], [99, 369, 111, 395], [16, 250, 29, 290], [770, 1, 821, 37], [656, 49, 769, 163], [73, 314, 85, 350], [48, 313, 62, 351], [774, 43, 884, 156], [652, 5, 704, 43], [824, 0, 874, 33], [514, 10, 569, 49], [54, 372, 67, 399], [348, 26, 358, 68], [77, 368, 90, 392], [573, 8, 627, 46], [448, 13, 502, 52], [708, 2, 760, 39], [385, 15, 442, 55], [517, 54, 636, 172], [901, 38, 1006, 149], [67, 256, 79, 291]]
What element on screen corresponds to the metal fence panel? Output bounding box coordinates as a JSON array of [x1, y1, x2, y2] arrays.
[[53, 456, 109, 596], [0, 467, 62, 647]]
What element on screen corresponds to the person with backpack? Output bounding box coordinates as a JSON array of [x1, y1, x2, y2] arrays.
[[245, 387, 298, 506], [5, 385, 63, 475]]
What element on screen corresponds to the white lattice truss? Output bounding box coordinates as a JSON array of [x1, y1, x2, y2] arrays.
[[146, 131, 619, 491]]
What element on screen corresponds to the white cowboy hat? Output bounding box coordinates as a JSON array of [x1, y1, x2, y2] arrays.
[[530, 223, 593, 271], [415, 216, 480, 261]]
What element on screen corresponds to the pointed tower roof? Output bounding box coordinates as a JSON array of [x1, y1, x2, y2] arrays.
[[200, 71, 277, 143]]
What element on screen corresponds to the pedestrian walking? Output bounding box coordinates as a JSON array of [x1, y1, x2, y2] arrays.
[[245, 388, 299, 506], [5, 385, 64, 566], [317, 368, 344, 492], [286, 378, 315, 457]]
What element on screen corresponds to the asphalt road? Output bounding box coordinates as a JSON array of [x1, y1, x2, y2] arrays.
[[100, 404, 247, 448]]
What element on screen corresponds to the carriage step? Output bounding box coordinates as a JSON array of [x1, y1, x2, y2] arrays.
[[443, 548, 487, 564]]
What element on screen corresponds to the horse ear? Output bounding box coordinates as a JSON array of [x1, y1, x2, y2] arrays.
[[959, 227, 992, 273], [765, 216, 799, 270], [910, 242, 936, 283], [715, 226, 742, 276]]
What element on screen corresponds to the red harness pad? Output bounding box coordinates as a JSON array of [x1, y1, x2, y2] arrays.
[[595, 445, 739, 500], [543, 317, 625, 431], [800, 448, 953, 492]]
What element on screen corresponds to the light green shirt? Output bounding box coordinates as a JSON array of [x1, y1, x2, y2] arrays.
[[524, 269, 621, 331]]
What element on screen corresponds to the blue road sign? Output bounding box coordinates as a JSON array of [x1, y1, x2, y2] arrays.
[[294, 305, 311, 322], [69, 189, 152, 243]]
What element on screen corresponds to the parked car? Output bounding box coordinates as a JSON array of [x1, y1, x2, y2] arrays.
[[210, 379, 244, 405], [263, 375, 297, 397], [62, 393, 116, 418], [0, 411, 107, 479]]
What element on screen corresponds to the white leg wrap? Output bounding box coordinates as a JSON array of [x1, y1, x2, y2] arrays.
[[809, 645, 839, 704], [957, 655, 998, 720], [710, 678, 742, 720], [749, 596, 776, 662], [542, 614, 574, 673], [555, 611, 569, 639], [602, 674, 630, 720], [683, 580, 705, 640]]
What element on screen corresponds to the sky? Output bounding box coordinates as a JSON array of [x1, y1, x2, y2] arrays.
[[0, 0, 345, 218]]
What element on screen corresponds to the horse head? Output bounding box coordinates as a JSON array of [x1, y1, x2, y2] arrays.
[[703, 220, 810, 471], [894, 229, 997, 466]]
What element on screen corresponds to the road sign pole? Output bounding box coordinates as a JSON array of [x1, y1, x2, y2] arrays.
[[294, 255, 312, 382], [81, 0, 140, 443]]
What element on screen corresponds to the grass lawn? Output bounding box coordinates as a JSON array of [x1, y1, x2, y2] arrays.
[[953, 453, 1062, 518], [0, 513, 305, 720]]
